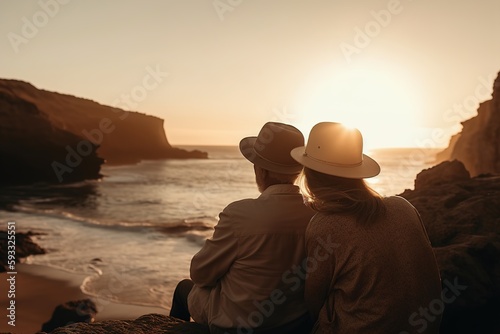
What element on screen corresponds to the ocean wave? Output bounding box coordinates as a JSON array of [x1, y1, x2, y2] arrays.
[[155, 221, 214, 234], [183, 231, 211, 246], [11, 204, 215, 234]]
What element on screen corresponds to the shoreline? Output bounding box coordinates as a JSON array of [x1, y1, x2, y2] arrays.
[[0, 263, 167, 334]]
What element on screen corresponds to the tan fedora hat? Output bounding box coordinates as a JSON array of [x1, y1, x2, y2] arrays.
[[290, 122, 380, 178], [240, 122, 305, 174]]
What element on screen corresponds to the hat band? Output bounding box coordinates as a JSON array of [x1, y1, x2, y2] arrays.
[[303, 152, 363, 168], [254, 149, 300, 167]]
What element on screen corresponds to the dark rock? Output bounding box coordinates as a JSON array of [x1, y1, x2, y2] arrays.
[[400, 176, 500, 248], [400, 164, 500, 334], [0, 90, 104, 185], [437, 72, 500, 176], [430, 72, 500, 333], [38, 314, 210, 334], [0, 230, 45, 272], [414, 160, 470, 190], [433, 236, 500, 334], [41, 299, 98, 333]]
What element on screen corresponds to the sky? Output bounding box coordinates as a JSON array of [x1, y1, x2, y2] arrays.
[[1, 0, 500, 149]]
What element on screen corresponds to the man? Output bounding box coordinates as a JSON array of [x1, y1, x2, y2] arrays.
[[170, 122, 315, 333]]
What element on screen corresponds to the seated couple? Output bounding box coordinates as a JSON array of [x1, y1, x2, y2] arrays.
[[169, 122, 442, 334]]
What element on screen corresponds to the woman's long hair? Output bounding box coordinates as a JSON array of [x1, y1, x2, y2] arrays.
[[299, 167, 386, 224]]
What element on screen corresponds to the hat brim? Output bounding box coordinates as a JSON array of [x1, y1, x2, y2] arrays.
[[240, 137, 304, 174], [290, 146, 380, 179]]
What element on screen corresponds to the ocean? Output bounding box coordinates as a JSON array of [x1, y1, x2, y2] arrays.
[[0, 146, 440, 311]]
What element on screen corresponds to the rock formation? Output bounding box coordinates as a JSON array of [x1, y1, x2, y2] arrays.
[[0, 89, 104, 185], [400, 161, 500, 334], [41, 299, 97, 333], [0, 79, 207, 184], [437, 72, 500, 176], [38, 314, 209, 334], [430, 71, 500, 333], [0, 230, 45, 272], [413, 159, 470, 189]]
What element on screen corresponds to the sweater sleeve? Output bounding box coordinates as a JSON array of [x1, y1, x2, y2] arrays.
[[190, 206, 238, 287]]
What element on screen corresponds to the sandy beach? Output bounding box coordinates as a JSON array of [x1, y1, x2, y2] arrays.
[[0, 264, 167, 334]]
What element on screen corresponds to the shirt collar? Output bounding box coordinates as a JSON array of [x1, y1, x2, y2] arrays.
[[260, 184, 300, 197]]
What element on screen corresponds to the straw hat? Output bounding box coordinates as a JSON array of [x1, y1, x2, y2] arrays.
[[290, 122, 380, 178], [240, 122, 305, 174]]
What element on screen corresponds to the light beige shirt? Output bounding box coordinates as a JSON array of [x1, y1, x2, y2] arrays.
[[188, 184, 315, 329], [305, 196, 442, 334]]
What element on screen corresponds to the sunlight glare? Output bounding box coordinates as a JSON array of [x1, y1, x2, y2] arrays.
[[294, 62, 423, 149]]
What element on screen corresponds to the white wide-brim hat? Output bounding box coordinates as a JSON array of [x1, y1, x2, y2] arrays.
[[290, 122, 380, 179]]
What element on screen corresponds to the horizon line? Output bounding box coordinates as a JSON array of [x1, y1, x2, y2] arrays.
[[173, 144, 447, 150]]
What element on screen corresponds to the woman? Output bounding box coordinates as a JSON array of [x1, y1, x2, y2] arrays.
[[291, 122, 442, 333]]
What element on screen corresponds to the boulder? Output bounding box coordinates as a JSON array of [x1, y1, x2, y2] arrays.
[[0, 230, 45, 272], [41, 299, 98, 333], [414, 160, 470, 190]]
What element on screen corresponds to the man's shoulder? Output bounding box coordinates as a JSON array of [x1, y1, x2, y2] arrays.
[[224, 191, 304, 210], [220, 198, 258, 219], [221, 193, 310, 223], [224, 197, 257, 209]]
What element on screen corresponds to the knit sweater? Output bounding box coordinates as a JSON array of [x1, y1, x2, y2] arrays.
[[305, 196, 442, 334]]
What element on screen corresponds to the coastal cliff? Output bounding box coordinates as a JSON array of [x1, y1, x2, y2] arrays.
[[0, 90, 104, 184], [437, 72, 500, 176], [429, 73, 500, 334], [0, 79, 207, 184]]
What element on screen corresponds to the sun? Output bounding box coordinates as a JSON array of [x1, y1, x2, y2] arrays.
[[293, 62, 423, 149]]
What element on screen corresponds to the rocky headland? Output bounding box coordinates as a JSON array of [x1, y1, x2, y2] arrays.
[[0, 79, 207, 185], [0, 90, 104, 185]]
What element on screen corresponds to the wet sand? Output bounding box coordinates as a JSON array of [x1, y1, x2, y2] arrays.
[[0, 264, 167, 334]]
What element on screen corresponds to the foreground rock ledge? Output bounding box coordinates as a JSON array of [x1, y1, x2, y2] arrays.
[[38, 314, 209, 334], [400, 160, 500, 334]]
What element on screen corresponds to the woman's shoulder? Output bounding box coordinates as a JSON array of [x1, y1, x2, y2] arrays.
[[306, 212, 355, 234], [383, 196, 418, 212]]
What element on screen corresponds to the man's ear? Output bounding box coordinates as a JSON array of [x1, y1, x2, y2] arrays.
[[260, 167, 268, 178], [254, 165, 267, 177]]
